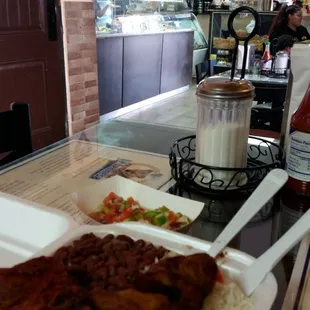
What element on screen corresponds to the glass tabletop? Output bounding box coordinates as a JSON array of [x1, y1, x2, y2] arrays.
[[0, 119, 300, 309]]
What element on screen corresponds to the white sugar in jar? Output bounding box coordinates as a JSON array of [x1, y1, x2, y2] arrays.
[[195, 77, 255, 189]]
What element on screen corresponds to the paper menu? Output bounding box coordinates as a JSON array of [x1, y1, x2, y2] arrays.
[[282, 234, 310, 310], [0, 140, 171, 224]]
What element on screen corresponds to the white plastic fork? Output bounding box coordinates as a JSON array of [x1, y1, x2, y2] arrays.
[[238, 208, 310, 296], [208, 169, 288, 258]]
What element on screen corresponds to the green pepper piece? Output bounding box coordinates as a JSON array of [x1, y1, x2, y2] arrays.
[[143, 210, 160, 218], [134, 212, 143, 220], [176, 212, 183, 218], [152, 215, 167, 226], [158, 206, 169, 212], [120, 200, 129, 210], [99, 206, 110, 214]]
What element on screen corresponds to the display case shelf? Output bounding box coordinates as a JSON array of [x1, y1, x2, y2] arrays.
[[208, 10, 277, 68]]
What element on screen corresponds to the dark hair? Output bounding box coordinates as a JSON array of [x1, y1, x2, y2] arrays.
[[274, 1, 282, 11], [269, 4, 301, 37]]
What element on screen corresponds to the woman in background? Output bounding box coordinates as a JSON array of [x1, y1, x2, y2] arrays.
[[269, 4, 310, 43]]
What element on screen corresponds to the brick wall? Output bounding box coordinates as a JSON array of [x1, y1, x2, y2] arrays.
[[61, 0, 100, 135]]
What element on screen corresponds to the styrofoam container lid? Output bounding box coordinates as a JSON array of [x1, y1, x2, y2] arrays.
[[0, 192, 78, 268], [34, 222, 278, 310]]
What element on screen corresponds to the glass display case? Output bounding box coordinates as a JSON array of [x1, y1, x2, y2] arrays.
[[209, 0, 263, 11], [208, 10, 277, 74], [95, 1, 207, 47], [95, 0, 208, 74]]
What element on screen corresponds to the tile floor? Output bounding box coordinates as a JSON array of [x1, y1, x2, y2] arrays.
[[117, 85, 197, 130], [117, 84, 259, 130]]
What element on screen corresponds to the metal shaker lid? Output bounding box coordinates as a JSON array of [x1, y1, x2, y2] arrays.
[[196, 77, 255, 100]]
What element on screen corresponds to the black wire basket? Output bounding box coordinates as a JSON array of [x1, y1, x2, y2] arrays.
[[169, 135, 285, 198]]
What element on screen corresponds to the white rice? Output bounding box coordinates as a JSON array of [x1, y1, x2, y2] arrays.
[[145, 250, 254, 310], [203, 281, 254, 310]]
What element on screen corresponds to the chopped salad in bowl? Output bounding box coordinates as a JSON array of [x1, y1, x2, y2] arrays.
[[88, 192, 191, 230]]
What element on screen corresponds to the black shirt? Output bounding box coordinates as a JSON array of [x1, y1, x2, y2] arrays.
[[270, 25, 310, 43]]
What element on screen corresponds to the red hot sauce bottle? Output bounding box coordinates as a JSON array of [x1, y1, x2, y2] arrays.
[[286, 84, 310, 195]]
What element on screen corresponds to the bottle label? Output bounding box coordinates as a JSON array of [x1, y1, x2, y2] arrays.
[[261, 59, 272, 71], [286, 130, 310, 182]]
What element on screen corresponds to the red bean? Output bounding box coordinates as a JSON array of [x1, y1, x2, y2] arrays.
[[134, 239, 146, 249], [143, 250, 156, 262], [102, 234, 114, 244], [108, 266, 116, 277], [117, 266, 128, 276], [71, 256, 85, 264], [125, 255, 138, 268], [106, 256, 119, 267], [145, 243, 154, 251], [52, 233, 169, 292], [94, 267, 108, 281], [108, 274, 130, 288], [80, 233, 96, 241], [116, 235, 134, 246]]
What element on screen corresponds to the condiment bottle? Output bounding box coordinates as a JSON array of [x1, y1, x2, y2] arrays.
[[286, 84, 310, 195], [195, 77, 255, 189], [261, 42, 272, 75]]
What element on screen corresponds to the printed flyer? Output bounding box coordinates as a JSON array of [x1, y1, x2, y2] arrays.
[[0, 140, 171, 224]]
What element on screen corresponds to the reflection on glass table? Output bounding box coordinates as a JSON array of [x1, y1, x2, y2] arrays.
[[0, 120, 301, 310]]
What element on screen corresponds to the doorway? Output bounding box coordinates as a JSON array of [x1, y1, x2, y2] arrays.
[[0, 0, 66, 150]]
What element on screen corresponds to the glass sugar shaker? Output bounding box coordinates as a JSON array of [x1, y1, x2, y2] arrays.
[[195, 77, 255, 189]]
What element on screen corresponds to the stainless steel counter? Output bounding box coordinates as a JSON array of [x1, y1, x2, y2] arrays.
[[97, 30, 194, 115]]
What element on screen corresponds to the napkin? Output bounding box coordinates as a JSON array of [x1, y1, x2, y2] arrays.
[[284, 44, 310, 154]]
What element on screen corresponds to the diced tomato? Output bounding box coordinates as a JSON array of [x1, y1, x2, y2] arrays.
[[106, 209, 117, 221], [98, 213, 106, 221], [109, 204, 119, 212], [103, 192, 118, 205], [127, 196, 135, 206], [105, 214, 114, 224], [116, 196, 124, 203], [116, 208, 133, 222], [169, 221, 180, 228], [168, 211, 176, 221], [216, 270, 224, 283]]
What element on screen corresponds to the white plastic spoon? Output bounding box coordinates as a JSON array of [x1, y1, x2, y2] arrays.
[[208, 169, 288, 258], [238, 208, 310, 296]]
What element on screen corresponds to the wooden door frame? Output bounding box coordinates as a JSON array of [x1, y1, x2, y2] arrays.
[[56, 2, 69, 137]]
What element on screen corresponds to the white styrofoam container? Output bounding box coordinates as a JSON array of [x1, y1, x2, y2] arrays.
[[34, 222, 278, 310], [71, 176, 204, 229], [0, 192, 78, 268]]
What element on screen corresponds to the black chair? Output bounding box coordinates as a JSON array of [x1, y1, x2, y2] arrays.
[[0, 103, 32, 167], [195, 60, 209, 84]]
